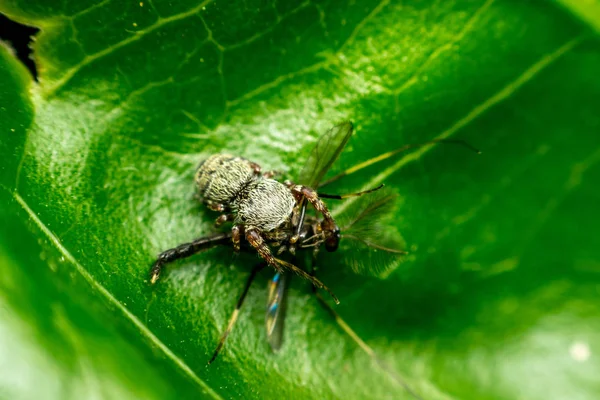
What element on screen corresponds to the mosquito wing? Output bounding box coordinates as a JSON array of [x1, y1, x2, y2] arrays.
[[265, 272, 289, 351], [298, 121, 354, 188], [339, 191, 408, 277], [342, 192, 398, 235]]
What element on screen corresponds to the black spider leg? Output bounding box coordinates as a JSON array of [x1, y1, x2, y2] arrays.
[[308, 253, 423, 400], [150, 232, 232, 284], [209, 262, 267, 364]]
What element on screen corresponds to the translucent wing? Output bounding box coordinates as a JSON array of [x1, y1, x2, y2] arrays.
[[342, 192, 398, 237], [298, 122, 354, 188], [338, 191, 408, 277], [265, 272, 289, 351]]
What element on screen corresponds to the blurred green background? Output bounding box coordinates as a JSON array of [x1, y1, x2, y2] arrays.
[[1, 0, 599, 399]]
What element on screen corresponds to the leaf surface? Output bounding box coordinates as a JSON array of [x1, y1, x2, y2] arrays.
[[1, 1, 600, 399]]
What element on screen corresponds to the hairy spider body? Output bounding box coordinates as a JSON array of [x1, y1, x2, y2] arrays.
[[152, 153, 341, 301], [148, 122, 476, 378], [195, 154, 260, 209], [233, 179, 296, 231], [195, 154, 296, 229]]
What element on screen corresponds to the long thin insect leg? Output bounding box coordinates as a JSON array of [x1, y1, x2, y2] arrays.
[[288, 199, 308, 254], [209, 262, 267, 364], [295, 199, 307, 238], [149, 232, 232, 284], [319, 139, 481, 187], [308, 255, 423, 400], [318, 183, 385, 199]]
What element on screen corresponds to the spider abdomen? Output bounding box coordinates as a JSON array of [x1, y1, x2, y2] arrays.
[[195, 154, 256, 205]]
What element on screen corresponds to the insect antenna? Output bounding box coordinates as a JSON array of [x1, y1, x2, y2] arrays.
[[342, 193, 398, 231], [335, 192, 408, 276], [319, 138, 480, 187], [308, 256, 423, 400], [317, 183, 385, 199]]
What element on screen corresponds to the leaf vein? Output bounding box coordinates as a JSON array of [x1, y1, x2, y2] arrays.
[[391, 0, 496, 110], [68, 0, 113, 19], [333, 35, 585, 217], [227, 0, 391, 107], [45, 0, 216, 96], [223, 0, 311, 51], [12, 192, 224, 400]]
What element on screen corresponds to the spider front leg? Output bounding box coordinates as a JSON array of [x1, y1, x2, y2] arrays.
[[245, 228, 339, 304], [244, 228, 282, 272], [288, 184, 337, 231]]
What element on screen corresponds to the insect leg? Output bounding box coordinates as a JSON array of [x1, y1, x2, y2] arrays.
[[308, 255, 423, 400], [245, 228, 339, 304], [317, 183, 384, 199], [209, 262, 266, 364], [287, 199, 307, 255], [149, 232, 232, 284], [215, 213, 235, 227]]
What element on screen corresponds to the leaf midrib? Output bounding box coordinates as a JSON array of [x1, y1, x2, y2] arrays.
[[11, 191, 225, 400], [333, 36, 584, 217]]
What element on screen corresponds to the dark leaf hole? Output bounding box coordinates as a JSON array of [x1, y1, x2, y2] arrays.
[[0, 13, 39, 80]]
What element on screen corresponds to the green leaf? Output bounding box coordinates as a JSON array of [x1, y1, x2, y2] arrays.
[[1, 1, 599, 399]]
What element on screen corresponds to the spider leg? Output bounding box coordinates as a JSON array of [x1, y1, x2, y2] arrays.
[[207, 202, 228, 212], [247, 160, 278, 178], [248, 161, 262, 174], [262, 170, 279, 179], [232, 225, 243, 252], [149, 232, 231, 284], [245, 228, 339, 304], [289, 184, 337, 231], [215, 213, 235, 227]]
